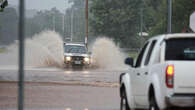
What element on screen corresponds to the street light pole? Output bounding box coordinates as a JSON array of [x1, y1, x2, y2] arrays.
[[53, 15, 56, 31], [167, 0, 172, 33], [140, 8, 143, 38], [85, 0, 88, 48], [62, 14, 65, 40], [71, 8, 74, 42], [18, 0, 25, 110]]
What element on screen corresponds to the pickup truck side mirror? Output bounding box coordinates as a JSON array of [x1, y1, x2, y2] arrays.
[[125, 57, 134, 67]]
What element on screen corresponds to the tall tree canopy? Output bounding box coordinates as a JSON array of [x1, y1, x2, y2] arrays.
[[25, 7, 64, 38], [89, 0, 195, 48], [0, 7, 18, 44], [65, 0, 86, 42], [90, 0, 142, 48], [149, 0, 195, 35]]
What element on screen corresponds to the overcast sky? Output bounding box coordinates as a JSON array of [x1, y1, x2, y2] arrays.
[[8, 0, 72, 12]]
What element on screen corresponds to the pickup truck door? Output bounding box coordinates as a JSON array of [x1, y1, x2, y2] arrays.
[[133, 40, 157, 106], [131, 42, 150, 106]]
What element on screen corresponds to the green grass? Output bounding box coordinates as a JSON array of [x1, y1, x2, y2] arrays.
[[0, 48, 7, 53]]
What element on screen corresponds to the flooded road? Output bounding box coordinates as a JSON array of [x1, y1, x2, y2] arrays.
[[0, 82, 119, 110], [0, 66, 125, 110], [0, 66, 124, 87], [0, 31, 128, 110]]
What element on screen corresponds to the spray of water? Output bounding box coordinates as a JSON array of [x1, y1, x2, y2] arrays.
[[3, 31, 127, 70], [6, 30, 64, 67], [91, 37, 127, 70]]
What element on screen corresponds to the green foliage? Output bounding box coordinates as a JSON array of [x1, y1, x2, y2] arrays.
[[0, 0, 8, 12], [89, 0, 144, 48], [64, 0, 86, 42], [149, 0, 195, 35], [89, 0, 195, 48], [172, 0, 195, 33], [0, 7, 66, 44], [146, 0, 167, 36], [0, 7, 18, 44], [0, 47, 6, 53], [25, 8, 64, 38]]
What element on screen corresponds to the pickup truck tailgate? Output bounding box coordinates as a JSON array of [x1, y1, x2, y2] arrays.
[[174, 61, 195, 93]]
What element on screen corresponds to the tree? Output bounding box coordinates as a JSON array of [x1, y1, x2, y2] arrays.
[[149, 0, 195, 35], [146, 0, 167, 36], [172, 0, 195, 32], [0, 0, 8, 12], [89, 0, 142, 48], [63, 0, 86, 42], [89, 0, 195, 48], [25, 8, 64, 38], [0, 7, 18, 44]]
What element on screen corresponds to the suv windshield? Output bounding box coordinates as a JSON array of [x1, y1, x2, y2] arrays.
[[166, 38, 195, 61], [65, 45, 87, 54]]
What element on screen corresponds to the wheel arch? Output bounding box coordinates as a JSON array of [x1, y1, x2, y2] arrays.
[[120, 73, 135, 109], [120, 83, 125, 98], [148, 84, 155, 102], [149, 74, 167, 109]]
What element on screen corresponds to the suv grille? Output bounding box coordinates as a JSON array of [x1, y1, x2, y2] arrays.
[[72, 56, 84, 61]]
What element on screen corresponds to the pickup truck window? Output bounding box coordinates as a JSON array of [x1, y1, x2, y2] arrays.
[[65, 45, 87, 54], [144, 40, 157, 65], [135, 42, 149, 67], [166, 38, 195, 60]]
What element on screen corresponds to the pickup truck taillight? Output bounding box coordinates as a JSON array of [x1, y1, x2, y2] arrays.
[[166, 65, 174, 88]]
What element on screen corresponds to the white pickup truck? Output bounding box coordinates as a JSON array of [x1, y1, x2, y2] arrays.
[[120, 33, 195, 110]]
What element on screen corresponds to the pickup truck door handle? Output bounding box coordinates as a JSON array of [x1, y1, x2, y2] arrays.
[[137, 73, 140, 76]]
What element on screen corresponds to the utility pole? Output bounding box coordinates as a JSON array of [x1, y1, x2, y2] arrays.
[[85, 0, 88, 48], [53, 15, 56, 31], [140, 8, 143, 38], [18, 0, 25, 110], [71, 8, 74, 42], [167, 0, 172, 33], [62, 14, 65, 40]]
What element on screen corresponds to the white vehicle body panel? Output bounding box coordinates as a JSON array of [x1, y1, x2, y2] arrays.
[[121, 71, 136, 109], [120, 33, 195, 109], [173, 61, 195, 93]]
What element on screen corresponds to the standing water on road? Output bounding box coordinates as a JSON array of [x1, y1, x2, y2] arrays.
[[1, 31, 127, 70]]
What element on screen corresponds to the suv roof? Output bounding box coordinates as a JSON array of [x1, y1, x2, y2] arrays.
[[64, 42, 85, 46]]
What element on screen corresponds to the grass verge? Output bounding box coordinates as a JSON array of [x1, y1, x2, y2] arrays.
[[0, 48, 7, 53]]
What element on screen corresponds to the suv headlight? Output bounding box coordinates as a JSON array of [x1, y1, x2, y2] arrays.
[[66, 56, 71, 61], [84, 57, 90, 62]]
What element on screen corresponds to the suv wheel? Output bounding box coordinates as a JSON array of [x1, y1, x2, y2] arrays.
[[149, 96, 159, 110], [120, 89, 130, 110]]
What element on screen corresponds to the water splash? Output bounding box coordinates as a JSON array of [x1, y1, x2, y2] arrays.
[[6, 30, 64, 67], [3, 32, 127, 70], [91, 37, 127, 70]]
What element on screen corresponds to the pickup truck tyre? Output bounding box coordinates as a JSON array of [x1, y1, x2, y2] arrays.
[[149, 96, 159, 110], [120, 89, 131, 110]]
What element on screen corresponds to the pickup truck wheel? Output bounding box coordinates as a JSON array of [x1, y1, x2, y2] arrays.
[[120, 90, 131, 110], [149, 96, 159, 110]]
